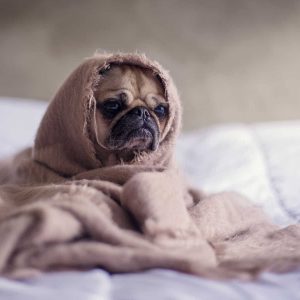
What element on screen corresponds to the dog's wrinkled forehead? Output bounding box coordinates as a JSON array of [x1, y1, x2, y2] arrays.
[[96, 64, 166, 105]]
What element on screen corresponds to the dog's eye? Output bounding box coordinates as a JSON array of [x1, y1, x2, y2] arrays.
[[103, 100, 121, 111], [154, 104, 168, 118], [99, 100, 123, 118]]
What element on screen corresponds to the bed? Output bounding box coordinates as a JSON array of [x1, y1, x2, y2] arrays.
[[0, 97, 299, 300]]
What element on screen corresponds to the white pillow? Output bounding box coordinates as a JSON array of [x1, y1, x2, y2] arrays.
[[177, 122, 300, 226]]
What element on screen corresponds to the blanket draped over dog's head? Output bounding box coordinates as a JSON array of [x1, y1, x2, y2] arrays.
[[33, 53, 181, 180], [0, 52, 300, 280]]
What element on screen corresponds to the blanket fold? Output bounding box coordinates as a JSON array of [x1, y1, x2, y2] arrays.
[[1, 52, 300, 280]]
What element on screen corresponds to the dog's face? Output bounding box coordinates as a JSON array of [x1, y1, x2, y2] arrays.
[[94, 64, 168, 155]]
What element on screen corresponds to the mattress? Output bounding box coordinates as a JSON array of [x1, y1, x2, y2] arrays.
[[0, 97, 299, 300]]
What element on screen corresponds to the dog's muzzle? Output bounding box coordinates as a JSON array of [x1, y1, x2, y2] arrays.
[[108, 106, 160, 151]]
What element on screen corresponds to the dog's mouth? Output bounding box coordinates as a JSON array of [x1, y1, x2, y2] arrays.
[[108, 115, 159, 151], [125, 126, 153, 149]]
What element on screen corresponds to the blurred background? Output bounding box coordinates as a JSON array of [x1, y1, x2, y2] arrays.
[[0, 0, 300, 130]]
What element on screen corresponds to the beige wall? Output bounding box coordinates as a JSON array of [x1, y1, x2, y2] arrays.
[[1, 0, 300, 130]]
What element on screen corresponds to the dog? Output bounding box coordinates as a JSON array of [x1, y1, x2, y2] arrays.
[[93, 64, 169, 164]]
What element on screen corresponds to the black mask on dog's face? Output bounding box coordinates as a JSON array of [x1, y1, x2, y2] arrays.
[[94, 64, 169, 155], [108, 105, 160, 151]]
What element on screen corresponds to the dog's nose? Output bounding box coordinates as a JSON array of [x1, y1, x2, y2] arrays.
[[130, 106, 150, 120]]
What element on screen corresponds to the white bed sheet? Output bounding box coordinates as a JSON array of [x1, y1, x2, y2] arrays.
[[0, 97, 299, 300]]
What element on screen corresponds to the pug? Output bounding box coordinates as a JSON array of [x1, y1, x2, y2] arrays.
[[93, 64, 169, 164]]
